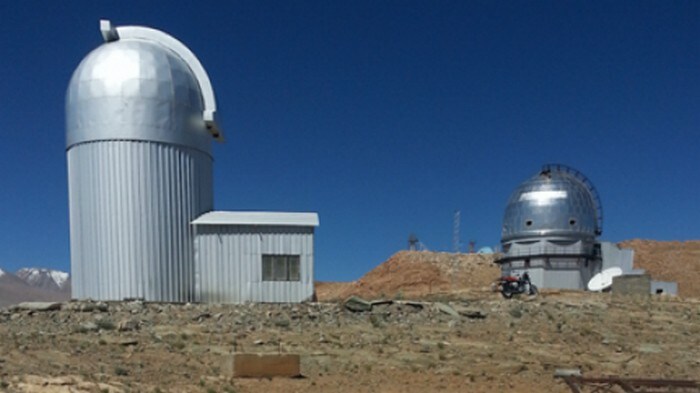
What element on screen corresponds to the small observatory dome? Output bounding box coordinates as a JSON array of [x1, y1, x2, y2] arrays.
[[66, 39, 209, 152], [66, 20, 222, 302], [501, 164, 602, 243]]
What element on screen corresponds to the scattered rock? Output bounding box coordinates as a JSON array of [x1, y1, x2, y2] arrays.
[[457, 308, 487, 319], [401, 301, 425, 310], [77, 321, 99, 333], [509, 305, 524, 319], [14, 302, 61, 312], [344, 296, 372, 312], [117, 318, 140, 332], [194, 312, 211, 321], [274, 317, 291, 328], [637, 344, 662, 354], [435, 302, 460, 318], [124, 301, 144, 313], [75, 302, 109, 313]]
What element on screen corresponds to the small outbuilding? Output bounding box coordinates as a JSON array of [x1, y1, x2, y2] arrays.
[[192, 211, 319, 303]]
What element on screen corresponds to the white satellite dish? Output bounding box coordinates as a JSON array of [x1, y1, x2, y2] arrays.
[[587, 267, 623, 291]]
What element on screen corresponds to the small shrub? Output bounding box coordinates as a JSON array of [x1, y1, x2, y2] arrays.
[[509, 306, 523, 319], [96, 319, 115, 331], [369, 314, 383, 328], [274, 318, 290, 328], [172, 341, 186, 350], [114, 366, 129, 376], [223, 385, 237, 393]]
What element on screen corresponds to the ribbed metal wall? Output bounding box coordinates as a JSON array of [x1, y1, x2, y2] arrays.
[[194, 225, 314, 303], [68, 141, 213, 301]]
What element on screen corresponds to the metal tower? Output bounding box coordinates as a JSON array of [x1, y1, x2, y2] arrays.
[[453, 210, 461, 253]]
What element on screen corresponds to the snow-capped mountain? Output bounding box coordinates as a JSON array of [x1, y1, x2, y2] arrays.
[[0, 268, 70, 308], [15, 268, 70, 292]]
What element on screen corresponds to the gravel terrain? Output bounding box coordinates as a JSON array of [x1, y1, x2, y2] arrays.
[[0, 292, 698, 392]]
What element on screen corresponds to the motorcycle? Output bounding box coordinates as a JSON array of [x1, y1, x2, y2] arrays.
[[496, 273, 538, 299]]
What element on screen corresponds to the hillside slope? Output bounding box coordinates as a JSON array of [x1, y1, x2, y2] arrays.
[[317, 251, 500, 301], [318, 240, 700, 301]]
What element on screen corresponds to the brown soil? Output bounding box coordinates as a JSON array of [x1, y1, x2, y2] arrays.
[[1, 294, 698, 393], [318, 241, 700, 301], [620, 239, 700, 298], [317, 251, 500, 301]]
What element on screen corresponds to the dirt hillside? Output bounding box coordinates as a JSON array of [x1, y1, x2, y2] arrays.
[[620, 239, 700, 298], [318, 240, 700, 301], [317, 251, 499, 301]]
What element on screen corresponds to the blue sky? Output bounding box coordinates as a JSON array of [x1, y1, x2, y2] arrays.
[[0, 1, 697, 281]]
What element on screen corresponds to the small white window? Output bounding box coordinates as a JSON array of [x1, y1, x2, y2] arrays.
[[262, 255, 301, 282]]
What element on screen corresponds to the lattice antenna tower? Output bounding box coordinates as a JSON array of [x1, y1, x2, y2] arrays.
[[453, 210, 461, 253]]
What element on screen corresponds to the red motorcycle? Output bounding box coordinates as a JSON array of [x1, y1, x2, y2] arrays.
[[496, 273, 538, 299]]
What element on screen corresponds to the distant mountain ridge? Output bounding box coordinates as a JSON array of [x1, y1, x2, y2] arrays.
[[0, 267, 71, 308], [16, 268, 70, 291]]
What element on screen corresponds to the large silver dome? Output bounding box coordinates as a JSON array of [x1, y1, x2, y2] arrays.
[[501, 164, 602, 242], [66, 39, 210, 153]]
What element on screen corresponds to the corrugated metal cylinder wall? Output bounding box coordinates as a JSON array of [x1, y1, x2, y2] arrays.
[[68, 141, 213, 302]]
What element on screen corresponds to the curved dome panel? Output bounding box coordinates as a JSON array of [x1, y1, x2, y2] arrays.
[[66, 39, 210, 153], [501, 165, 601, 242]]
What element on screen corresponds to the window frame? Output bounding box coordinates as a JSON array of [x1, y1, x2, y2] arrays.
[[262, 254, 301, 282]]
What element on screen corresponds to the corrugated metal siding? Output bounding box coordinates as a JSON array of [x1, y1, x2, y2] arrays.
[[194, 225, 314, 303], [67, 140, 213, 302]]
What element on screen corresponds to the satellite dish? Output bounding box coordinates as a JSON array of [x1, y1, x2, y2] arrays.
[[587, 267, 623, 291]]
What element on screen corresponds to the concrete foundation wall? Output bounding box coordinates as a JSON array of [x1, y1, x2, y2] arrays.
[[612, 274, 651, 295], [500, 257, 600, 290], [651, 281, 678, 296]]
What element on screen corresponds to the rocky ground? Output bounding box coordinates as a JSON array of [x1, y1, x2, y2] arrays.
[[1, 244, 698, 392], [0, 292, 698, 393], [316, 251, 500, 301]]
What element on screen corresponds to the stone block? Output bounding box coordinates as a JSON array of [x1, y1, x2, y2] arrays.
[[233, 353, 301, 378], [612, 274, 650, 296]]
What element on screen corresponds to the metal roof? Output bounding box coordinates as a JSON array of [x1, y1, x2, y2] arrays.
[[100, 20, 224, 141], [192, 211, 320, 227], [501, 164, 601, 243]]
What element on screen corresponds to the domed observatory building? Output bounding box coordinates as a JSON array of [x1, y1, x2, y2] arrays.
[[66, 21, 223, 302], [496, 164, 604, 290], [67, 20, 320, 303]]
